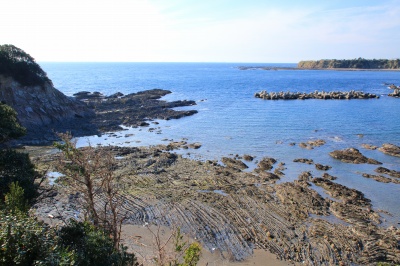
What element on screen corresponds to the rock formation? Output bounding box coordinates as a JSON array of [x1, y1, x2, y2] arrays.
[[378, 143, 400, 157], [0, 75, 94, 129], [329, 148, 382, 164]]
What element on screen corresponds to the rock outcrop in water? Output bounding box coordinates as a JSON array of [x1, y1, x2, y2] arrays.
[[378, 143, 400, 157], [254, 90, 379, 100], [329, 148, 382, 164]]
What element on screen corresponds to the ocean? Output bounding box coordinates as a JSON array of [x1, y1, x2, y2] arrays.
[[40, 62, 400, 224]]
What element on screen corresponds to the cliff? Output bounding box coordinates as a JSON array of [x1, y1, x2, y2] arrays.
[[0, 45, 95, 144], [298, 58, 400, 69]]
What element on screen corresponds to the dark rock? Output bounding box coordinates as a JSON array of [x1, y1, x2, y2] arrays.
[[329, 148, 382, 164], [107, 92, 124, 98], [298, 171, 313, 182], [257, 157, 277, 171], [375, 167, 400, 178], [362, 173, 392, 183], [322, 173, 337, 180], [221, 157, 248, 170], [293, 158, 314, 164], [188, 143, 202, 149], [243, 154, 254, 161], [315, 163, 332, 171], [259, 171, 280, 181]]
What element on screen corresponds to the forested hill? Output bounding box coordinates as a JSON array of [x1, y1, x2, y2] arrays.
[[298, 58, 400, 69]]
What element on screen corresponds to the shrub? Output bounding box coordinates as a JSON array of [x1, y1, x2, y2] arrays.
[[0, 149, 39, 205], [57, 220, 138, 266], [0, 210, 74, 266]]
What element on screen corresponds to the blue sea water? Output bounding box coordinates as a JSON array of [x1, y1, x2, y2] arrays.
[[40, 62, 400, 224]]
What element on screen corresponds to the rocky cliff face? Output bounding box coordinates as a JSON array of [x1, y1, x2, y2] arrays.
[[0, 75, 96, 144]]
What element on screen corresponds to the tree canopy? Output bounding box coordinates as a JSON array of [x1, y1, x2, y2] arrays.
[[0, 44, 51, 86], [0, 102, 26, 143], [298, 58, 400, 69]]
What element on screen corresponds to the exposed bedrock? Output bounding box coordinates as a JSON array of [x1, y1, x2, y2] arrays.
[[0, 75, 96, 143], [34, 145, 400, 265]]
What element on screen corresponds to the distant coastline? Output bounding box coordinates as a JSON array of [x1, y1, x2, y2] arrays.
[[238, 66, 400, 71], [239, 58, 400, 71], [298, 58, 400, 69]]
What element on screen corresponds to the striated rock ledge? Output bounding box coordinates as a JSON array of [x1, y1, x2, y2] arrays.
[[255, 90, 379, 100], [32, 145, 400, 265]]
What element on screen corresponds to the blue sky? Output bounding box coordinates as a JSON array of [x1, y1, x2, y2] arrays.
[[1, 0, 399, 62]]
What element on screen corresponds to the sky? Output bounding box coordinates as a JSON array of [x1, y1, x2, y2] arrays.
[[1, 0, 399, 62]]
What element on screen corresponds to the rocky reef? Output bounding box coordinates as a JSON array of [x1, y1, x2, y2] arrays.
[[33, 144, 400, 265], [255, 90, 379, 100], [76, 89, 198, 132]]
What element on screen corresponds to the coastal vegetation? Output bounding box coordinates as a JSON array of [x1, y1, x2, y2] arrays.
[[0, 44, 51, 86], [298, 58, 400, 69], [0, 104, 138, 265]]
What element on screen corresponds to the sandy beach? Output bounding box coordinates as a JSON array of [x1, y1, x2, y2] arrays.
[[121, 225, 295, 266]]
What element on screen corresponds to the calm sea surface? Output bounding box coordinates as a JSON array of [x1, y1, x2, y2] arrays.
[[40, 62, 400, 224]]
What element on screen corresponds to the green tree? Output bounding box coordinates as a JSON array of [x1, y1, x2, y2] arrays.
[[0, 182, 75, 266], [0, 103, 40, 205], [0, 102, 26, 144], [0, 148, 39, 205], [3, 181, 29, 214], [0, 44, 50, 86]]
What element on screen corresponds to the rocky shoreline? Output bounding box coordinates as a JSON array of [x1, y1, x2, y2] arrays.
[[254, 90, 379, 100], [13, 89, 197, 145], [30, 141, 400, 265], [78, 88, 197, 132]]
